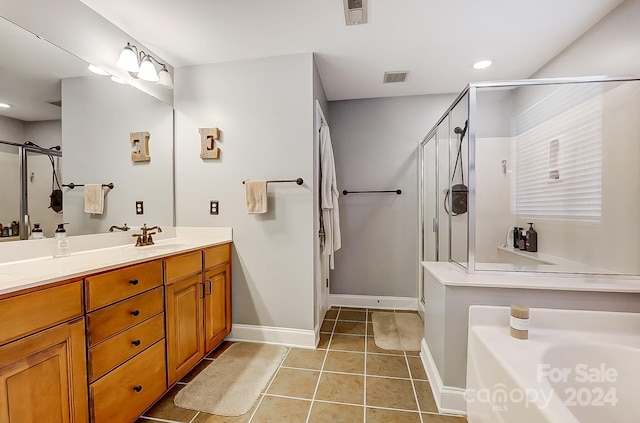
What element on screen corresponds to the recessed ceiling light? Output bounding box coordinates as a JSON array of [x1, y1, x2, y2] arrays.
[[88, 64, 109, 75], [0, 102, 11, 108], [473, 60, 492, 70]]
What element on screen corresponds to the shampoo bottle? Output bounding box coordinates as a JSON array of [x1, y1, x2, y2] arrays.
[[54, 223, 70, 257], [526, 222, 537, 252]]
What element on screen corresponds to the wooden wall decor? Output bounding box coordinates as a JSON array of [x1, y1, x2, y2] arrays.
[[130, 131, 151, 162], [199, 128, 221, 159]]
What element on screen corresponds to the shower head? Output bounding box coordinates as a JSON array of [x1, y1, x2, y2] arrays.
[[454, 120, 468, 139]]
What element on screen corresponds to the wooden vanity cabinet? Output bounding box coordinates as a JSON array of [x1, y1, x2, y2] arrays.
[[84, 262, 166, 423], [0, 281, 88, 423], [165, 243, 232, 385]]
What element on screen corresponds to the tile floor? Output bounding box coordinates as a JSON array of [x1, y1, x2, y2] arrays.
[[137, 307, 468, 423]]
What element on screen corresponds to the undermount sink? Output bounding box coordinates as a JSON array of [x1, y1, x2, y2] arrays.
[[128, 242, 188, 251]]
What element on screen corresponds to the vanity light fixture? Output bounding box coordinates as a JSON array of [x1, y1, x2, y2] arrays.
[[0, 102, 11, 108], [473, 60, 492, 70], [116, 42, 173, 88], [110, 75, 128, 85]]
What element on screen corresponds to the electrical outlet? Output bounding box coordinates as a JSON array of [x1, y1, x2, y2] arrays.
[[135, 201, 144, 215], [210, 200, 219, 215]]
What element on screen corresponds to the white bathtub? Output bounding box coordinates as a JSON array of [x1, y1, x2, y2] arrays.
[[466, 306, 640, 423]]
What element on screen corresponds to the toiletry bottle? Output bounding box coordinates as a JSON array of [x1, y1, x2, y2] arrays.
[[506, 227, 514, 248], [54, 223, 70, 257], [513, 226, 522, 249], [526, 223, 537, 252], [518, 229, 527, 250], [11, 221, 19, 236], [510, 304, 530, 340], [29, 223, 45, 239]]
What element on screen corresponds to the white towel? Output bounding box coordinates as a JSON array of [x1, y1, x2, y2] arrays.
[[245, 180, 267, 214], [84, 184, 105, 214]]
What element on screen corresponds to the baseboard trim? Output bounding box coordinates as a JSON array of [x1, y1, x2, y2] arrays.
[[420, 339, 467, 415], [329, 294, 418, 310], [227, 324, 316, 349]]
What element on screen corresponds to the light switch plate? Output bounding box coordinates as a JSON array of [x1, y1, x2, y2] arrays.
[[136, 201, 144, 215], [210, 200, 219, 215]]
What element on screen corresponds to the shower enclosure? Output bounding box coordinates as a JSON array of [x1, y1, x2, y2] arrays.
[[419, 75, 640, 299]]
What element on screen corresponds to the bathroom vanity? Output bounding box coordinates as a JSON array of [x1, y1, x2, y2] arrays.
[[0, 229, 232, 423]]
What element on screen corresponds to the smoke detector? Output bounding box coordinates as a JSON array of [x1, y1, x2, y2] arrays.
[[343, 0, 367, 25], [383, 71, 408, 83]]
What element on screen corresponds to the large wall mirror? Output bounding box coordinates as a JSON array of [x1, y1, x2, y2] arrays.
[[0, 17, 174, 241]]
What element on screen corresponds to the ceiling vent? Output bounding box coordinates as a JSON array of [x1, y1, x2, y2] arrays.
[[343, 0, 367, 25], [383, 71, 408, 84]]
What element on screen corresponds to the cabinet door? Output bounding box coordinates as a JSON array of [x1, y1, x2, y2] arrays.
[[165, 274, 205, 385], [0, 319, 88, 423], [203, 263, 232, 352]]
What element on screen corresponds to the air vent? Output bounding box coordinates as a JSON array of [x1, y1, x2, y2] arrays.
[[343, 0, 367, 25], [383, 71, 408, 84]]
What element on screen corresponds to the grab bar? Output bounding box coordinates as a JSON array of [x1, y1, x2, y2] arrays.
[[342, 189, 402, 195]]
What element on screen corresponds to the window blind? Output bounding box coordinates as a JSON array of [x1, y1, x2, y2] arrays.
[[514, 84, 602, 221]]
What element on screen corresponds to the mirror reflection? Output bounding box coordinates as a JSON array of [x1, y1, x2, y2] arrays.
[[0, 17, 174, 240]]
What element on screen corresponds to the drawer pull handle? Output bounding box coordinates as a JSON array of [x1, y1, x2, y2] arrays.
[[129, 279, 139, 285], [131, 339, 141, 346], [133, 385, 143, 393], [130, 310, 140, 317]]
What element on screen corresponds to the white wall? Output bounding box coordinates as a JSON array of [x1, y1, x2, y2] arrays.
[[174, 53, 316, 332], [328, 94, 456, 298], [62, 75, 174, 236], [532, 0, 640, 78]]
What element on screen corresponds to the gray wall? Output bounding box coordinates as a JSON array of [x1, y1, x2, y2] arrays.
[[174, 53, 316, 331], [328, 94, 455, 297]]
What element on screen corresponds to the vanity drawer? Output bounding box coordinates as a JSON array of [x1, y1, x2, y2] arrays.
[[204, 243, 231, 269], [164, 251, 201, 283], [85, 260, 162, 312], [0, 280, 83, 345], [90, 340, 167, 423], [88, 312, 165, 382], [87, 286, 164, 346]]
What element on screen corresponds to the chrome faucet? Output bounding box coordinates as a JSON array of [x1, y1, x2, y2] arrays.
[[132, 224, 162, 246], [108, 223, 130, 232]]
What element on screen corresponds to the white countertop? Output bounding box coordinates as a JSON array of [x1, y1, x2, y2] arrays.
[[422, 261, 640, 293], [0, 227, 232, 296]]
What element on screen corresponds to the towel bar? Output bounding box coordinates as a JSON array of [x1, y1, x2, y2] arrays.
[[342, 189, 401, 195], [63, 183, 114, 190], [242, 178, 303, 185]]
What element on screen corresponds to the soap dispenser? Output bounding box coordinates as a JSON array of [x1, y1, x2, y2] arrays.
[[29, 223, 45, 240], [54, 223, 70, 257], [526, 222, 538, 252]]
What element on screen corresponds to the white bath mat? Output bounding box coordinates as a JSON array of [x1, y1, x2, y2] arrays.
[[371, 312, 423, 351], [174, 342, 287, 416]]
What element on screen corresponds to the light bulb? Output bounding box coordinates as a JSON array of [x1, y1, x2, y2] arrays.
[[473, 60, 492, 70], [117, 44, 140, 73], [157, 66, 173, 88], [137, 56, 159, 82]]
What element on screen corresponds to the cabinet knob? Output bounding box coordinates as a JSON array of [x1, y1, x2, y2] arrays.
[[131, 339, 141, 346], [129, 279, 139, 285], [133, 385, 143, 393], [130, 310, 140, 317]]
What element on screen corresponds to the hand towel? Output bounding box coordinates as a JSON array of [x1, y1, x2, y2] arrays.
[[245, 180, 267, 214], [84, 184, 105, 214]]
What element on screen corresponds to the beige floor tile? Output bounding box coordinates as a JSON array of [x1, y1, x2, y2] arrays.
[[207, 341, 235, 359], [414, 380, 439, 412], [334, 321, 366, 335], [179, 359, 214, 383], [405, 349, 421, 357], [366, 376, 418, 411], [317, 333, 331, 349], [338, 310, 367, 322], [282, 348, 326, 370], [266, 368, 319, 399], [366, 354, 410, 378], [308, 401, 364, 422], [366, 322, 373, 336], [422, 412, 469, 422], [323, 350, 365, 374], [320, 319, 336, 333], [366, 407, 422, 422], [366, 336, 403, 355], [329, 334, 366, 352], [315, 373, 365, 405], [324, 309, 338, 320], [249, 396, 311, 422], [339, 307, 366, 311], [142, 385, 197, 422], [190, 399, 258, 423], [407, 356, 428, 380]]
